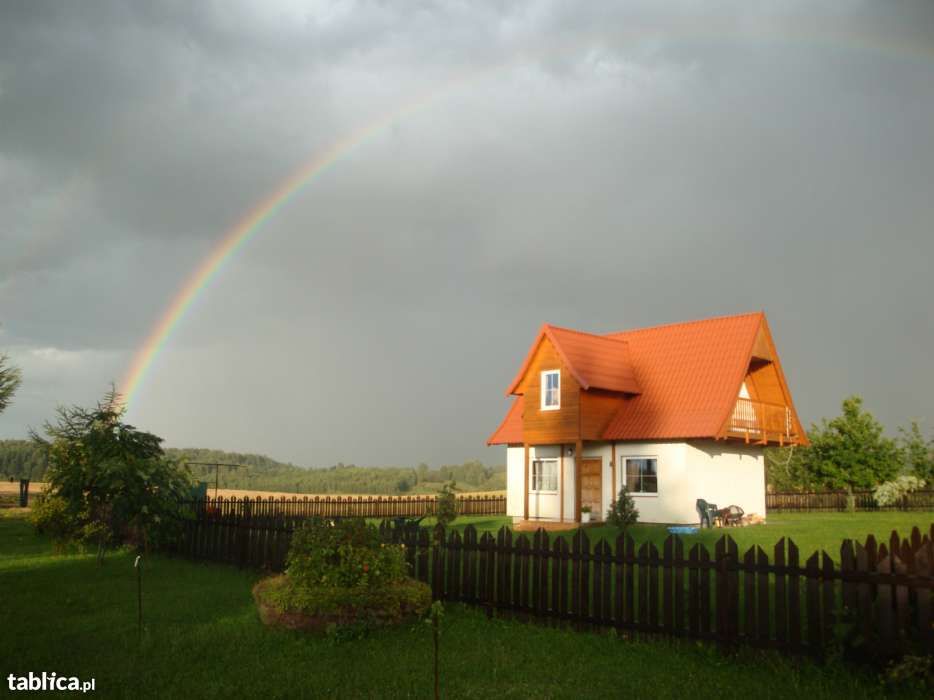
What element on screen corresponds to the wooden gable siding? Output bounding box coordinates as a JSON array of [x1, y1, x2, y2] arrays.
[[518, 336, 581, 444], [745, 361, 785, 405], [739, 320, 807, 440], [749, 325, 773, 362], [580, 389, 625, 440]]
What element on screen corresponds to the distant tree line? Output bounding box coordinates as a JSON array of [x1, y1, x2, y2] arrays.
[[767, 395, 933, 500], [0, 441, 504, 494], [0, 439, 47, 480]]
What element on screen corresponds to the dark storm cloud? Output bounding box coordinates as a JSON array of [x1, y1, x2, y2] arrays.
[[2, 1, 933, 467]]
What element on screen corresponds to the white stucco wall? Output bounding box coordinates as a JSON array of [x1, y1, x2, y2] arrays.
[[505, 446, 525, 517], [614, 442, 692, 523], [686, 440, 766, 518], [507, 440, 766, 524]]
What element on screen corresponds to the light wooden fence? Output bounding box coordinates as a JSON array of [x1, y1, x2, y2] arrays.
[[767, 490, 934, 512], [179, 493, 505, 520]]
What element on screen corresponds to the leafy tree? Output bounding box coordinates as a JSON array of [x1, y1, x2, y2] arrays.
[[416, 463, 429, 484], [0, 352, 22, 414], [435, 481, 458, 527], [31, 388, 191, 554], [606, 486, 639, 531], [800, 396, 902, 504], [899, 421, 934, 483], [765, 445, 815, 492], [0, 439, 47, 480]]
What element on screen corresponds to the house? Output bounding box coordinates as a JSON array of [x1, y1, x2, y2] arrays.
[[487, 312, 806, 526]]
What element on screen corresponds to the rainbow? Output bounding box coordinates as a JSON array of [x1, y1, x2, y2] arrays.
[[118, 68, 486, 407], [119, 27, 934, 409]]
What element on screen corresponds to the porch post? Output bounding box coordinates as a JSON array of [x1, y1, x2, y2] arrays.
[[559, 445, 565, 523], [523, 443, 530, 521], [611, 442, 617, 503], [575, 438, 583, 522]]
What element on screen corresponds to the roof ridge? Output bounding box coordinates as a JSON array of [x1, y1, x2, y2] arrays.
[[605, 311, 763, 338], [545, 323, 631, 345]]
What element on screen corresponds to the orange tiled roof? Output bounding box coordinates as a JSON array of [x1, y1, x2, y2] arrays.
[[505, 324, 641, 395], [489, 312, 768, 445], [601, 312, 762, 440], [487, 395, 523, 445]]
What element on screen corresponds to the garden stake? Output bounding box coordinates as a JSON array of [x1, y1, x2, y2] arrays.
[[428, 601, 443, 700], [134, 555, 142, 644]]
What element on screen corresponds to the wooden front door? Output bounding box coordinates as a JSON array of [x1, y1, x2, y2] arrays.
[[580, 458, 602, 519]]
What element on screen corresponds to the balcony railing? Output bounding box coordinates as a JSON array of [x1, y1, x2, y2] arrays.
[[726, 398, 798, 444]]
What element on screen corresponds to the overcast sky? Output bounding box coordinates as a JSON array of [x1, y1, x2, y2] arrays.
[[2, 1, 933, 468]]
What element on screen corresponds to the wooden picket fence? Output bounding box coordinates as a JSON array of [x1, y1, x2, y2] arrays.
[[170, 508, 934, 660], [178, 493, 505, 520], [767, 490, 934, 512], [379, 523, 934, 659]]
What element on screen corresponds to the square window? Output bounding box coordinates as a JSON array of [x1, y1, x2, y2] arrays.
[[623, 457, 658, 494]]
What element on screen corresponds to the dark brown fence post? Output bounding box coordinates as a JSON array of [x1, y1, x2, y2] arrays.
[[673, 535, 685, 636], [743, 545, 756, 640], [699, 543, 711, 640], [432, 524, 445, 599], [517, 534, 530, 614], [787, 539, 801, 650], [556, 536, 569, 623], [662, 536, 674, 633], [774, 538, 787, 647], [463, 525, 477, 604], [447, 530, 462, 602], [578, 530, 591, 625], [416, 527, 430, 584], [805, 552, 822, 657], [688, 543, 700, 638], [714, 536, 738, 649], [479, 532, 495, 615], [648, 542, 660, 632], [570, 530, 583, 623], [624, 534, 635, 631]]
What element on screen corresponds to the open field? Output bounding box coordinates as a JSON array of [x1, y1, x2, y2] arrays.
[[202, 487, 506, 500], [0, 481, 503, 501], [1, 511, 923, 699], [0, 480, 48, 494]]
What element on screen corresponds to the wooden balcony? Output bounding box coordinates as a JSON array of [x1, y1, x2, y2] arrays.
[[724, 398, 800, 445]]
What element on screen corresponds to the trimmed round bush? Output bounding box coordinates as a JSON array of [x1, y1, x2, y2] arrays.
[[254, 518, 431, 634]]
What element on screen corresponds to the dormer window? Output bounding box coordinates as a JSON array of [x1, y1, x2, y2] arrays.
[[541, 370, 560, 410]]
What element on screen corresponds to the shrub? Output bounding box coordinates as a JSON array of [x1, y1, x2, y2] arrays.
[[30, 389, 191, 551], [29, 495, 80, 548], [287, 518, 407, 589], [606, 486, 639, 531], [873, 475, 926, 507], [256, 517, 431, 635], [435, 481, 458, 527]]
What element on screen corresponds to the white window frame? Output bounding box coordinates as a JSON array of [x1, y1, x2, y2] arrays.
[[540, 370, 560, 411], [620, 456, 659, 497], [531, 459, 559, 493]]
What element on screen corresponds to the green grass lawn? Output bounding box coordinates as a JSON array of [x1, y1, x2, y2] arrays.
[[427, 511, 934, 562], [0, 511, 928, 698]]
